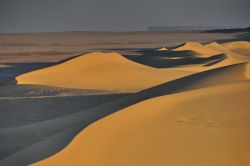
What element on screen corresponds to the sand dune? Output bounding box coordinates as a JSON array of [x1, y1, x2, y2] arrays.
[[156, 47, 168, 51], [222, 41, 250, 57], [1, 62, 249, 166], [16, 52, 191, 92], [134, 51, 227, 68], [32, 80, 250, 166], [133, 41, 249, 69], [170, 41, 250, 72], [222, 41, 250, 50], [174, 42, 220, 57], [205, 42, 247, 59]]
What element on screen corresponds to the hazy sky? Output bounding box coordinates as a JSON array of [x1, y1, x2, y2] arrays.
[[0, 0, 249, 32]]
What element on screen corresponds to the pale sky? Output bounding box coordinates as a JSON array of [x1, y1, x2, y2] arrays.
[[0, 0, 249, 32]]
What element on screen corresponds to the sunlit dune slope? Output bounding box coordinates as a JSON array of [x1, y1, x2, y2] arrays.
[[16, 52, 191, 92], [222, 41, 250, 57], [33, 81, 250, 166]]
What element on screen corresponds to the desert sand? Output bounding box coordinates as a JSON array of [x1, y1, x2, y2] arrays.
[[33, 81, 250, 166], [222, 41, 250, 57], [0, 31, 250, 166], [29, 40, 250, 166]]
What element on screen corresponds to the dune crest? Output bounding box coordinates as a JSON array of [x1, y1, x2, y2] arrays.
[[32, 81, 250, 166], [16, 52, 191, 92]]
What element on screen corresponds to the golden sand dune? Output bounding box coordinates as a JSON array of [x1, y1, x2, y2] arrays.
[[205, 42, 247, 59], [175, 41, 246, 59], [16, 52, 191, 92], [33, 80, 250, 166], [222, 41, 250, 57], [204, 42, 247, 65], [174, 42, 220, 57], [30, 64, 250, 166], [172, 42, 249, 72], [133, 42, 242, 69], [222, 41, 250, 49]]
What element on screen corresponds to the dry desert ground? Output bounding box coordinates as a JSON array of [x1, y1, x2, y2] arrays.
[[0, 30, 250, 166]]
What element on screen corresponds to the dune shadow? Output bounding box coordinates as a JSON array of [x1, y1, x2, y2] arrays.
[[132, 50, 227, 68]]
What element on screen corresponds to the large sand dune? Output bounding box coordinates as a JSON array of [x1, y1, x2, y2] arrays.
[[16, 52, 191, 92], [33, 81, 250, 166]]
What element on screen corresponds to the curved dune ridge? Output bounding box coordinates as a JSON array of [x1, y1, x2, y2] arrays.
[[16, 52, 191, 92], [32, 81, 250, 166]]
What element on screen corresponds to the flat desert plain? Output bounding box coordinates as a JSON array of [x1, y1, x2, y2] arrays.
[[0, 31, 250, 166]]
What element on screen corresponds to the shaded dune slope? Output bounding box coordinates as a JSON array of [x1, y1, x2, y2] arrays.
[[0, 93, 127, 129], [0, 62, 249, 166], [33, 81, 250, 166], [16, 52, 191, 92], [134, 52, 227, 68]]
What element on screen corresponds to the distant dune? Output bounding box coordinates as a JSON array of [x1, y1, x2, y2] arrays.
[[174, 42, 220, 57], [156, 47, 168, 51], [16, 52, 191, 92], [133, 41, 248, 70], [222, 41, 250, 57]]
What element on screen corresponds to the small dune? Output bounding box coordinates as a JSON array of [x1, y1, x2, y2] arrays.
[[156, 47, 168, 51], [16, 52, 191, 92]]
